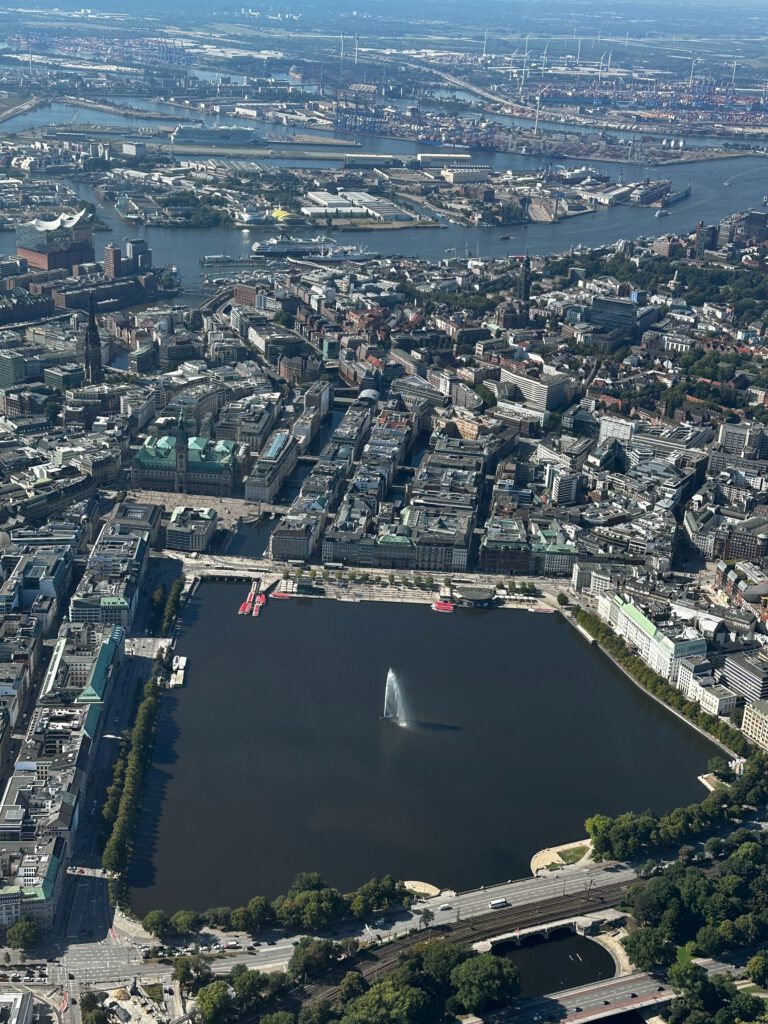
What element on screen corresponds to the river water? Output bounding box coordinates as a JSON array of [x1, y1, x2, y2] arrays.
[[128, 585, 718, 914], [1, 102, 767, 293]]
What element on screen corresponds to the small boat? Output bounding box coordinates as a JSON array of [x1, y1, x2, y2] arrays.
[[723, 180, 731, 186], [763, 195, 768, 205], [257, 594, 266, 607], [500, 234, 511, 240], [238, 601, 249, 615], [271, 592, 292, 600], [432, 600, 455, 613], [655, 209, 669, 218], [244, 602, 253, 615]]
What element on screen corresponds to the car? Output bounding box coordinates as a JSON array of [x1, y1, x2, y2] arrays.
[[603, 999, 610, 1005], [630, 993, 637, 998], [657, 986, 665, 992], [439, 904, 452, 911], [574, 1007, 581, 1013], [68, 973, 75, 980]]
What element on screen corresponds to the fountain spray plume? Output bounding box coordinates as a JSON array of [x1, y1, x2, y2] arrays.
[[382, 668, 410, 728]]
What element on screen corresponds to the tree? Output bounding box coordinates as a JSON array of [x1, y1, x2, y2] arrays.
[[7, 918, 37, 951], [202, 907, 232, 929], [171, 910, 200, 936], [83, 1010, 109, 1024], [230, 967, 267, 1011], [80, 993, 99, 1015], [557, 593, 569, 606], [420, 908, 434, 929], [622, 927, 675, 971], [173, 955, 212, 993], [339, 971, 368, 1004], [339, 978, 429, 1024], [245, 895, 276, 932], [450, 954, 521, 1014], [288, 938, 338, 980], [421, 940, 473, 989], [195, 980, 233, 1024], [746, 951, 768, 989], [260, 1015, 295, 1024], [142, 910, 171, 940], [298, 1002, 335, 1024]]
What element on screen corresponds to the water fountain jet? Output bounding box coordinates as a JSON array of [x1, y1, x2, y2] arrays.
[[382, 668, 409, 728]]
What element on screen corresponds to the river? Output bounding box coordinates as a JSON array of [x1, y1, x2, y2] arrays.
[[128, 585, 718, 914], [1, 102, 767, 294]]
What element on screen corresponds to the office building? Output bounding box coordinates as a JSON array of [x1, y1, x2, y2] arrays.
[[164, 506, 217, 552], [723, 651, 768, 702], [743, 700, 768, 752], [245, 430, 298, 502]]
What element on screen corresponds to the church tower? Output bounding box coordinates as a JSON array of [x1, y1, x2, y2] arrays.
[[175, 412, 188, 492], [84, 294, 103, 385]]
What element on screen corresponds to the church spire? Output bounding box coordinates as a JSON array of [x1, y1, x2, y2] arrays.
[[84, 292, 103, 385]]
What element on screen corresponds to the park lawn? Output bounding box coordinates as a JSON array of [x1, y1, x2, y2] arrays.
[[144, 983, 164, 1006], [559, 845, 589, 865]]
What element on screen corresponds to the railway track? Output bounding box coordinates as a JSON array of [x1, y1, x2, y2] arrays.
[[304, 879, 631, 1005]]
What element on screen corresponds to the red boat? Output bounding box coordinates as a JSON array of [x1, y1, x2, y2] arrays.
[[431, 600, 454, 613], [256, 593, 266, 607], [271, 592, 292, 600], [238, 601, 249, 615], [252, 604, 260, 617]]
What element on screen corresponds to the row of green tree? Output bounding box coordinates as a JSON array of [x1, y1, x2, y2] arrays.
[[621, 826, 768, 977], [572, 608, 750, 754], [586, 752, 768, 863], [162, 576, 185, 637], [183, 935, 521, 1024], [142, 872, 410, 940], [101, 672, 162, 899], [658, 961, 763, 1024]]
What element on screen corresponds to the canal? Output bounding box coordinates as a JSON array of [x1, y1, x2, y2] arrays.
[[129, 584, 718, 914]]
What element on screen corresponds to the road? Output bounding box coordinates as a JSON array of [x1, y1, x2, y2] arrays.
[[51, 864, 635, 988], [467, 972, 670, 1024]]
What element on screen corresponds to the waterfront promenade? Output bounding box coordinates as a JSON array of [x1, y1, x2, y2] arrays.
[[168, 550, 565, 611]]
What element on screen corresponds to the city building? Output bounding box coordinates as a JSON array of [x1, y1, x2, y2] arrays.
[[742, 700, 768, 752], [245, 430, 298, 503], [164, 506, 217, 552], [15, 209, 95, 272]]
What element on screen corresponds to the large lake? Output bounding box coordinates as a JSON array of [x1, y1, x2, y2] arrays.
[[130, 584, 718, 914]]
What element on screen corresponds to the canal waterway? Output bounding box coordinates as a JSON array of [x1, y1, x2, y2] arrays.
[[129, 585, 718, 914], [493, 932, 614, 998]]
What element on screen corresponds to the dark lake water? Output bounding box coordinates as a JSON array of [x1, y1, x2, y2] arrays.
[[129, 585, 718, 914], [493, 932, 614, 998]]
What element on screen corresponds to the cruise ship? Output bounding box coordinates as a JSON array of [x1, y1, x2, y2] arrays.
[[251, 234, 376, 262], [170, 125, 266, 147]]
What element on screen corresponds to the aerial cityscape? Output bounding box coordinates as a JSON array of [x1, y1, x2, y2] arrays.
[[2, 1, 768, 1023]]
